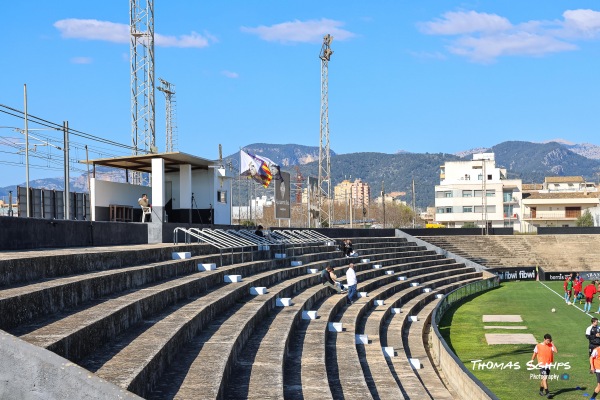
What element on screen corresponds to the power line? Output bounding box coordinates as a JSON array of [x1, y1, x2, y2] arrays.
[[0, 104, 143, 152]]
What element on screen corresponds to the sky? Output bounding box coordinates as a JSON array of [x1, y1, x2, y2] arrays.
[[1, 1, 600, 188]]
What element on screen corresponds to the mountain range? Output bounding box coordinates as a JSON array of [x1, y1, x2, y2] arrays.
[[2, 140, 600, 209]]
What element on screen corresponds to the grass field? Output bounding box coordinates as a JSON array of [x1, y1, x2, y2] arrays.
[[438, 280, 599, 399]]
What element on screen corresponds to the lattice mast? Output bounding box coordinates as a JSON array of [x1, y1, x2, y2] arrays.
[[157, 78, 178, 152], [130, 0, 156, 184], [318, 34, 333, 227]]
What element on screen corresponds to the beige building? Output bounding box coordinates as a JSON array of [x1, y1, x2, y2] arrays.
[[521, 176, 600, 230], [333, 179, 371, 206]]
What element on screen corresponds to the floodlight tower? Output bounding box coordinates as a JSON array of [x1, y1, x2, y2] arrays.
[[157, 78, 178, 152], [130, 0, 156, 184], [318, 34, 333, 228]]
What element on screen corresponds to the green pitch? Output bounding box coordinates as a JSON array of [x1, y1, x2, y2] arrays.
[[438, 280, 597, 399]]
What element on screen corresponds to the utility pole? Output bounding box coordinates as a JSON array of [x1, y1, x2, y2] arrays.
[[157, 77, 178, 152], [63, 121, 70, 220], [412, 177, 416, 228], [381, 180, 386, 229], [130, 0, 156, 185], [24, 84, 30, 217], [318, 34, 333, 228]]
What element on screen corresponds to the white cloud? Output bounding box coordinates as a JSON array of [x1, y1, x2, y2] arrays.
[[241, 18, 355, 43], [418, 9, 599, 63], [54, 19, 213, 48], [221, 70, 239, 79], [449, 32, 577, 63], [418, 11, 512, 35], [562, 9, 600, 38], [70, 56, 93, 64]]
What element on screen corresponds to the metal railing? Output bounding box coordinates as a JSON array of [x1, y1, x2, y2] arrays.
[[173, 227, 336, 266]]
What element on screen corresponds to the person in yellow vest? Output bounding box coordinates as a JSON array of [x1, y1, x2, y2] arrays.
[[531, 334, 557, 398], [590, 345, 600, 399]]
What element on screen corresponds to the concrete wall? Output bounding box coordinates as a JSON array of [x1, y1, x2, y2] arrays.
[[538, 227, 600, 235], [400, 227, 513, 236], [92, 179, 146, 222], [0, 329, 142, 399], [428, 276, 500, 400], [0, 217, 147, 250]]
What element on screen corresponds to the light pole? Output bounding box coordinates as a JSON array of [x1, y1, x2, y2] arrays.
[[24, 84, 30, 217]]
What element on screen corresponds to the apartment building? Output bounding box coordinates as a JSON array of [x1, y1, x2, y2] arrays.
[[333, 179, 371, 206], [521, 176, 600, 230], [434, 153, 522, 231]]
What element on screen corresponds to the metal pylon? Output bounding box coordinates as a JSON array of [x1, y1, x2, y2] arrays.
[[130, 0, 155, 184], [318, 34, 333, 228], [157, 78, 178, 152]]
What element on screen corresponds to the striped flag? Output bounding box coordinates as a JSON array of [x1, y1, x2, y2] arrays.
[[240, 150, 273, 188]]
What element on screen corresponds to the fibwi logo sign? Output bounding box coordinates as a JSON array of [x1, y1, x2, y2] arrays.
[[488, 267, 536, 281]]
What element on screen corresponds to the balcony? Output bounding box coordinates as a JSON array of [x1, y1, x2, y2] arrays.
[[522, 211, 580, 220], [503, 213, 518, 220]]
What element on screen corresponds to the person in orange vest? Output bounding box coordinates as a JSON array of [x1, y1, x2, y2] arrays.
[[590, 344, 600, 399], [532, 333, 557, 398]]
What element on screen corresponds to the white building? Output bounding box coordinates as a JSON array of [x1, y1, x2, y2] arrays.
[[434, 153, 522, 231], [232, 195, 273, 221]]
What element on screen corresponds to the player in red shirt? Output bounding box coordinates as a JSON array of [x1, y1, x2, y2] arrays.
[[574, 274, 584, 304], [532, 334, 557, 397], [585, 281, 598, 313]]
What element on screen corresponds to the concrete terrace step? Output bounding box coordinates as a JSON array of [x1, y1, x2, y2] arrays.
[[15, 257, 285, 361], [0, 243, 215, 287], [361, 275, 481, 399], [330, 267, 476, 400], [145, 252, 451, 399], [294, 259, 469, 400]]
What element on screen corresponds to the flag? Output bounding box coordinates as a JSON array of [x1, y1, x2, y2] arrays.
[[240, 150, 273, 188]]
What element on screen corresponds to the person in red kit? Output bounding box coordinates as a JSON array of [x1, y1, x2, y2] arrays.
[[574, 274, 584, 304], [532, 333, 557, 398], [585, 281, 598, 313]]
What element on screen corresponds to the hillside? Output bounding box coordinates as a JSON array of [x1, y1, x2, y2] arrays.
[[3, 141, 600, 209]]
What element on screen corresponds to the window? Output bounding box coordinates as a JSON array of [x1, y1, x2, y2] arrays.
[[486, 205, 496, 213], [464, 174, 470, 180], [445, 191, 452, 198], [487, 174, 492, 180], [462, 190, 472, 197], [436, 207, 445, 214], [217, 191, 227, 204], [474, 206, 482, 213], [436, 191, 452, 198], [474, 190, 482, 197], [463, 206, 473, 213], [486, 189, 495, 197], [503, 191, 513, 202], [477, 174, 483, 181]]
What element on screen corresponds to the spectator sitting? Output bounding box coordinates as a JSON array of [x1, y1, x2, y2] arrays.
[[138, 193, 151, 208], [255, 225, 264, 237], [342, 239, 354, 257], [320, 266, 346, 294]]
